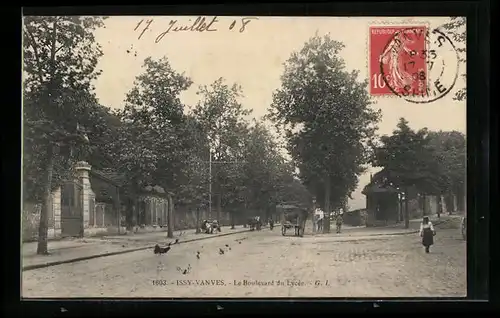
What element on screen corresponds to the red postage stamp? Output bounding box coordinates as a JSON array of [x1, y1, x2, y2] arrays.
[[369, 26, 428, 97]]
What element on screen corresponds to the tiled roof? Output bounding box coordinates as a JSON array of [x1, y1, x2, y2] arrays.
[[362, 168, 400, 195], [362, 182, 398, 194]]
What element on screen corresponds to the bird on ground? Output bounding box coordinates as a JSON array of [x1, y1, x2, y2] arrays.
[[219, 248, 225, 255], [154, 244, 171, 255]]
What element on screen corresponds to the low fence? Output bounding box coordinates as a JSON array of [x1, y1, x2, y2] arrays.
[[173, 206, 259, 230], [343, 209, 367, 226]]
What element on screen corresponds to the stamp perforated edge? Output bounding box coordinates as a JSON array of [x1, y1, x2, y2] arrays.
[[366, 19, 431, 99]]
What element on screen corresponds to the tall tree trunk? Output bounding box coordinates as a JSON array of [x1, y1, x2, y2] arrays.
[[437, 195, 442, 218], [116, 188, 121, 234], [456, 186, 465, 212], [37, 145, 55, 255], [399, 196, 403, 222], [230, 208, 235, 229], [323, 178, 331, 233], [217, 192, 222, 224], [243, 198, 248, 228], [450, 193, 456, 214], [34, 20, 61, 255], [167, 195, 174, 238], [125, 199, 133, 231], [404, 187, 410, 229], [195, 207, 201, 234], [445, 193, 454, 214], [422, 194, 427, 216]]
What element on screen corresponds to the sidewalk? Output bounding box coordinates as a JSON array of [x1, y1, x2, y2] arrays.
[[22, 225, 252, 271], [384, 214, 464, 231], [312, 225, 418, 238], [310, 214, 463, 238]]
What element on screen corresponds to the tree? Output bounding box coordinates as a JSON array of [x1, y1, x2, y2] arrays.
[[268, 34, 381, 233], [174, 115, 210, 208], [371, 118, 441, 227], [192, 78, 252, 222], [114, 56, 193, 237], [426, 131, 466, 212], [23, 16, 106, 254], [238, 121, 290, 218], [441, 17, 466, 101]]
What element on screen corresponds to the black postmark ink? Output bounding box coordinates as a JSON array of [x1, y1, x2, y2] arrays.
[[379, 27, 460, 104]]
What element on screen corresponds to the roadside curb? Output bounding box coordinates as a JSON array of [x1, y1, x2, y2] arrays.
[[22, 228, 254, 271], [313, 229, 419, 238], [354, 218, 451, 237], [363, 230, 419, 237]]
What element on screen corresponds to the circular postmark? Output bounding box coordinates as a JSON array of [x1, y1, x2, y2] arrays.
[[379, 27, 460, 103]]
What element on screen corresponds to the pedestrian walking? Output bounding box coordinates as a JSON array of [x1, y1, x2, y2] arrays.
[[316, 215, 323, 232], [335, 214, 343, 233], [419, 216, 436, 253]]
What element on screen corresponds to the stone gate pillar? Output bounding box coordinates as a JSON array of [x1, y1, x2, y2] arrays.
[[75, 161, 92, 229], [52, 187, 61, 230]]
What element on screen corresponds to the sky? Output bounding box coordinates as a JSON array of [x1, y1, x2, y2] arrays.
[[92, 16, 466, 210]]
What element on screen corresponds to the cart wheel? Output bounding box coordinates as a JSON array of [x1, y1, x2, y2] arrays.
[[282, 226, 286, 236]]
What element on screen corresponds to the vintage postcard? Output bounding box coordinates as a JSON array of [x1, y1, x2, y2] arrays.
[[22, 16, 466, 298]]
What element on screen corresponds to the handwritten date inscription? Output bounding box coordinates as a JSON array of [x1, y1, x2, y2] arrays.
[[134, 16, 258, 43]]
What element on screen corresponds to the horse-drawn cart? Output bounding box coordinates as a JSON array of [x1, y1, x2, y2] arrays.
[[277, 203, 308, 237], [247, 216, 262, 231]]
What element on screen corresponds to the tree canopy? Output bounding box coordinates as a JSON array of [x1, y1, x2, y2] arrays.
[[371, 118, 466, 200], [267, 33, 381, 231], [441, 17, 466, 101], [23, 16, 108, 253]]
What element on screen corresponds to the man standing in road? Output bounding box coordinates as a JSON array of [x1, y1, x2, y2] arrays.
[[336, 213, 343, 234], [316, 214, 323, 232], [268, 217, 274, 230]]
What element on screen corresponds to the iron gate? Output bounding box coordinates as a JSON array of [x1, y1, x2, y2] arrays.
[[61, 180, 84, 237]]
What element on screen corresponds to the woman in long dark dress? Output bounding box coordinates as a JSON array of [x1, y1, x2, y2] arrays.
[[419, 216, 436, 253]]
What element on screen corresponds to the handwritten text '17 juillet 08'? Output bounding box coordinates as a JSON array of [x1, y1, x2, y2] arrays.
[[134, 16, 259, 43]]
